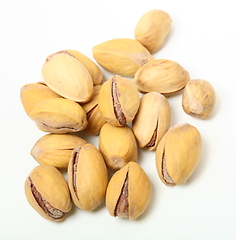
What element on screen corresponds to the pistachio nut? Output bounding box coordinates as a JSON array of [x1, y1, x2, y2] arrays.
[[98, 75, 140, 126], [92, 38, 153, 77], [29, 98, 87, 133], [182, 79, 216, 119], [106, 162, 151, 220], [20, 82, 61, 116], [81, 85, 106, 135], [25, 165, 72, 221], [134, 59, 190, 94], [99, 123, 138, 170], [134, 9, 172, 53], [132, 92, 171, 151], [31, 133, 87, 169], [67, 49, 103, 85], [41, 50, 93, 103], [67, 144, 108, 211], [156, 123, 202, 186]]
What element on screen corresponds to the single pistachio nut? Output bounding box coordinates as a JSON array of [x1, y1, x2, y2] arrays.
[[20, 82, 61, 115], [156, 123, 202, 186], [67, 144, 108, 211], [41, 50, 93, 103], [67, 49, 103, 85], [134, 9, 172, 53], [29, 98, 87, 133], [25, 164, 72, 221], [132, 92, 171, 151], [31, 133, 87, 169], [99, 123, 138, 170], [92, 38, 153, 77], [106, 162, 152, 220], [182, 79, 216, 119], [134, 59, 190, 94], [98, 75, 140, 126], [81, 85, 106, 135]]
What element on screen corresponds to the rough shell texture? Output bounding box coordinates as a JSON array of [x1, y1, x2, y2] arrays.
[[29, 98, 87, 133], [25, 165, 72, 221], [182, 79, 216, 119], [98, 75, 140, 126], [134, 59, 190, 94], [31, 133, 87, 169], [92, 38, 153, 77], [156, 123, 202, 186], [135, 9, 172, 53], [41, 51, 93, 103], [67, 144, 108, 211], [132, 92, 171, 151], [99, 123, 138, 171], [106, 162, 151, 220]]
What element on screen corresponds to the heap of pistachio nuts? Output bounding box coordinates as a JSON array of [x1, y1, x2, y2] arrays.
[[20, 9, 216, 222]]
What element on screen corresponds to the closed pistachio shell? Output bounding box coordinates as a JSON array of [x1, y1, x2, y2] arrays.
[[41, 50, 93, 103], [25, 165, 72, 221], [182, 79, 216, 119], [29, 98, 87, 133], [67, 144, 108, 211], [135, 9, 172, 53], [31, 133, 87, 169], [156, 123, 202, 186], [106, 162, 152, 220], [134, 59, 190, 94], [92, 38, 153, 77], [132, 92, 171, 151], [98, 75, 140, 126], [99, 123, 138, 170]]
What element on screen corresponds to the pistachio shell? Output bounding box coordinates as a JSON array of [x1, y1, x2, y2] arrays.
[[92, 38, 153, 77], [31, 133, 87, 169], [135, 9, 172, 53], [99, 123, 138, 170], [106, 162, 151, 220], [25, 165, 72, 221], [132, 92, 171, 151], [156, 123, 202, 186], [29, 98, 87, 133], [182, 79, 216, 119], [134, 59, 190, 94], [67, 144, 108, 211], [98, 75, 140, 126], [41, 50, 93, 103], [20, 82, 61, 115]]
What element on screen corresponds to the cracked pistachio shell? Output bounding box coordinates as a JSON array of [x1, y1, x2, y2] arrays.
[[135, 9, 172, 53], [31, 133, 87, 169], [134, 59, 190, 94], [20, 82, 61, 116], [67, 49, 103, 85], [156, 123, 202, 186], [106, 162, 151, 220], [29, 98, 87, 133], [182, 79, 216, 119], [92, 38, 153, 77], [41, 50, 93, 103], [132, 92, 171, 151], [98, 75, 140, 127], [67, 144, 108, 211], [99, 123, 138, 170], [81, 85, 106, 135], [25, 165, 72, 221]]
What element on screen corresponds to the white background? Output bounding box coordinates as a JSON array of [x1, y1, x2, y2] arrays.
[[1, 0, 236, 239]]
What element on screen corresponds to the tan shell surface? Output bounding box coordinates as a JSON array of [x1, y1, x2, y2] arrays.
[[135, 9, 172, 53], [134, 59, 190, 94], [92, 38, 153, 77]]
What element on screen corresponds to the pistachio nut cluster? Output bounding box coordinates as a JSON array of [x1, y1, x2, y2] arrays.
[[21, 8, 216, 222]]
